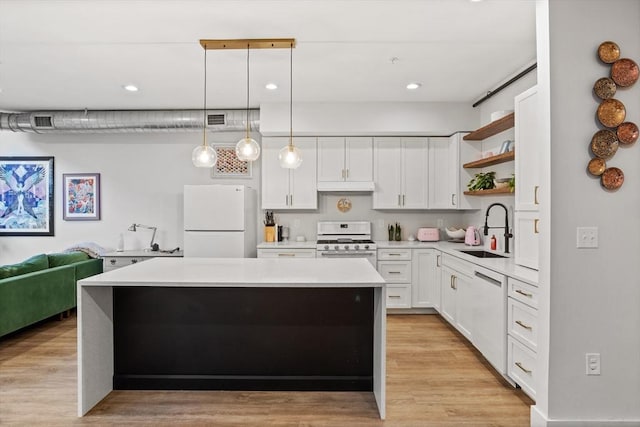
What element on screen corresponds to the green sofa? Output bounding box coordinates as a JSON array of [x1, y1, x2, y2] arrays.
[[0, 252, 103, 338]]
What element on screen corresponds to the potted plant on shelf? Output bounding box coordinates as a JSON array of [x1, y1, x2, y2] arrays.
[[467, 171, 496, 192]]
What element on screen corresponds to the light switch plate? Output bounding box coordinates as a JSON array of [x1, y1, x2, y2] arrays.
[[586, 353, 601, 375], [576, 227, 598, 248]]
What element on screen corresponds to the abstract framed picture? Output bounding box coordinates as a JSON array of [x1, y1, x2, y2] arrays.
[[62, 173, 101, 221], [0, 156, 54, 236], [211, 145, 252, 178]]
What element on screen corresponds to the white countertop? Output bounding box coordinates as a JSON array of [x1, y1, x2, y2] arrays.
[[257, 241, 316, 249], [103, 250, 183, 257], [80, 257, 385, 288], [376, 240, 538, 285]]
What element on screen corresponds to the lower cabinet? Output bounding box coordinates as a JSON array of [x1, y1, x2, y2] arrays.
[[411, 249, 441, 310], [257, 248, 316, 258], [439, 254, 474, 341], [378, 248, 442, 311], [507, 277, 539, 400], [514, 211, 539, 270], [377, 248, 412, 309]]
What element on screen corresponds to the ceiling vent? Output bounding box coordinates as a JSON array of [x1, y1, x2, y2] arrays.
[[0, 109, 258, 134]]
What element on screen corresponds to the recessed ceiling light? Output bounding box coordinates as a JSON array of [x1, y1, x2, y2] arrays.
[[123, 84, 139, 92], [470, 0, 483, 2], [406, 82, 422, 90], [265, 83, 278, 90]]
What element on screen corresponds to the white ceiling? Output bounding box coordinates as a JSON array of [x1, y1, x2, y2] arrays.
[[0, 0, 536, 111]]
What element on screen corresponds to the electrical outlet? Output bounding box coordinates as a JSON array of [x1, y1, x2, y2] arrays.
[[586, 353, 601, 375], [437, 218, 444, 228], [576, 227, 598, 248]]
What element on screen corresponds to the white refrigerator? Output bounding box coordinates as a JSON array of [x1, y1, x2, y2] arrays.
[[183, 184, 256, 258]]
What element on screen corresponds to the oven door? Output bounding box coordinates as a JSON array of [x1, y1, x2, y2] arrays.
[[317, 251, 377, 266]]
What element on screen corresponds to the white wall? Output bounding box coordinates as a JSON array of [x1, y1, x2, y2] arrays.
[[0, 130, 261, 264], [535, 0, 640, 424]]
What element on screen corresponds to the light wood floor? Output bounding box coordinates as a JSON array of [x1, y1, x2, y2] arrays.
[[0, 312, 533, 426]]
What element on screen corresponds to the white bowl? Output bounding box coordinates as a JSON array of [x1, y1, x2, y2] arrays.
[[445, 227, 466, 239]]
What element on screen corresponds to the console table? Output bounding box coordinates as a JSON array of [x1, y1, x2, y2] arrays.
[[102, 250, 183, 272]]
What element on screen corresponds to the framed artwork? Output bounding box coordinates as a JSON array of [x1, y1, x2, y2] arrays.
[[0, 156, 55, 236], [211, 145, 252, 178], [62, 173, 101, 221]]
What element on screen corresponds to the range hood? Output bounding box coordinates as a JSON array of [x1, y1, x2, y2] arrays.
[[0, 109, 259, 133], [317, 181, 375, 192]]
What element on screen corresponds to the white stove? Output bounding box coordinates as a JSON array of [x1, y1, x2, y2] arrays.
[[316, 221, 377, 265]]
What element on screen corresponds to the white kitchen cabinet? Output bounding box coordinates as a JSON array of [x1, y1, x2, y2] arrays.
[[514, 211, 539, 270], [377, 248, 412, 310], [514, 85, 540, 270], [428, 133, 480, 210], [514, 85, 541, 212], [261, 137, 317, 209], [317, 136, 373, 190], [507, 276, 538, 400], [372, 137, 428, 209], [411, 249, 441, 310], [439, 254, 474, 341]]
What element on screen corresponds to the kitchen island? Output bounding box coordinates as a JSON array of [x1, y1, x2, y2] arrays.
[[77, 257, 386, 418]]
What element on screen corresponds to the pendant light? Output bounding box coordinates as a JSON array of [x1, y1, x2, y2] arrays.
[[192, 46, 217, 167], [278, 42, 302, 169], [235, 44, 260, 161]]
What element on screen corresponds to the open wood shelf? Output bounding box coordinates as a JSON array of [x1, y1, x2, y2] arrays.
[[463, 112, 515, 141], [463, 151, 515, 168], [463, 188, 513, 196]]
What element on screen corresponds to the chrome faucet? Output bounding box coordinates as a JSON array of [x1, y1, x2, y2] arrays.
[[483, 203, 513, 253]]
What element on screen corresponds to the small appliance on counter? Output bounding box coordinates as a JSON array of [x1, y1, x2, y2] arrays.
[[417, 227, 440, 242], [465, 226, 481, 246]]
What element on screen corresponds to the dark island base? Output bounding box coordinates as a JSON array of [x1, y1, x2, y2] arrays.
[[113, 286, 374, 391]]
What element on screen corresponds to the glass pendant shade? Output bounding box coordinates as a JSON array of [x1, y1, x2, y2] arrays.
[[192, 143, 218, 167], [278, 144, 303, 169], [235, 137, 260, 161]]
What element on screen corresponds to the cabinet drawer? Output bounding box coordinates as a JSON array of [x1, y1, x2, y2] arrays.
[[508, 298, 538, 351], [377, 261, 411, 283], [508, 277, 539, 309], [508, 336, 537, 401], [257, 249, 316, 258], [378, 248, 412, 261], [386, 284, 411, 309], [103, 256, 148, 270]]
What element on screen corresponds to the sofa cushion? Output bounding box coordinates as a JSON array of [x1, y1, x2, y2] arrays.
[[48, 251, 90, 268], [0, 254, 49, 279]]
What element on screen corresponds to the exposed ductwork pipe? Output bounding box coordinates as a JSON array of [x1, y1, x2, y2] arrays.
[[0, 109, 259, 134]]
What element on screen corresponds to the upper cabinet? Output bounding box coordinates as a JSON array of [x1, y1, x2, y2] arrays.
[[514, 86, 540, 212], [317, 137, 374, 191], [261, 137, 318, 210], [429, 133, 480, 210], [373, 137, 428, 209]]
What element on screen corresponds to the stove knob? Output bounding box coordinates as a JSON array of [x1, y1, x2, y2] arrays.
[[344, 245, 350, 250], [334, 245, 340, 250], [364, 244, 370, 250], [324, 245, 329, 250], [354, 245, 360, 250]]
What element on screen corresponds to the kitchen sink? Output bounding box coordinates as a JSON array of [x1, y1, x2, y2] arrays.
[[458, 250, 507, 259]]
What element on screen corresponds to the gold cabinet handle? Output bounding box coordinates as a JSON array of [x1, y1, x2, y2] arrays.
[[515, 320, 533, 330], [515, 289, 533, 298], [398, 194, 401, 206], [389, 295, 401, 299], [402, 194, 406, 205], [388, 271, 401, 274], [450, 275, 454, 289], [346, 169, 349, 178], [451, 194, 456, 206], [436, 254, 441, 267], [534, 218, 539, 234], [389, 253, 402, 257], [515, 361, 532, 374], [534, 185, 539, 205]]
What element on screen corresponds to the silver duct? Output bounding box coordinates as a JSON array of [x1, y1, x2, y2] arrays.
[[0, 109, 259, 134]]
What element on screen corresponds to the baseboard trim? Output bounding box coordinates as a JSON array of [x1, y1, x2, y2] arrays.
[[531, 406, 640, 426]]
